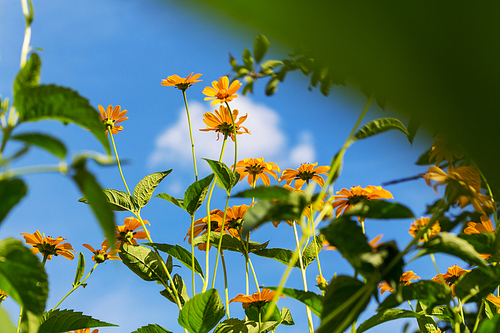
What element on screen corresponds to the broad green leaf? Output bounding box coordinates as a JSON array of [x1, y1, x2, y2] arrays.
[[0, 178, 27, 225], [233, 185, 291, 200], [477, 315, 500, 333], [0, 238, 48, 315], [21, 311, 41, 333], [245, 302, 281, 322], [132, 324, 172, 333], [357, 309, 421, 333], [280, 307, 294, 325], [14, 84, 110, 154], [378, 280, 452, 310], [133, 170, 172, 209], [253, 247, 296, 267], [160, 274, 190, 305], [0, 308, 16, 333], [352, 118, 409, 142], [79, 189, 135, 212], [72, 252, 85, 288], [183, 174, 215, 215], [156, 192, 184, 209], [415, 301, 439, 333], [147, 243, 204, 278], [302, 234, 325, 267], [455, 266, 500, 302], [178, 288, 225, 333], [268, 287, 323, 317], [193, 232, 269, 254], [343, 200, 415, 219], [14, 52, 41, 96], [253, 34, 270, 63], [72, 158, 115, 243], [204, 159, 237, 194], [242, 47, 254, 70], [214, 318, 279, 333], [119, 244, 167, 282], [39, 309, 117, 333], [11, 132, 66, 159], [459, 232, 496, 256]]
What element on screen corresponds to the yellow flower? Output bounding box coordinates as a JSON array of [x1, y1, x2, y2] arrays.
[[185, 209, 223, 251], [330, 185, 393, 217], [378, 271, 421, 294], [229, 288, 284, 309], [82, 240, 120, 263], [429, 134, 464, 166], [279, 162, 331, 190], [114, 217, 150, 247], [486, 295, 500, 313], [67, 329, 99, 333], [98, 105, 128, 135], [203, 76, 241, 105], [20, 230, 75, 260], [0, 289, 7, 302], [199, 105, 250, 141], [409, 217, 441, 242], [464, 215, 495, 234], [234, 157, 281, 187], [432, 264, 470, 297], [161, 72, 202, 91], [213, 204, 254, 238]]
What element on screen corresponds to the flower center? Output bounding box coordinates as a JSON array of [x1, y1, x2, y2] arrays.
[[297, 171, 316, 182], [246, 164, 265, 176], [103, 118, 115, 129], [36, 241, 59, 257], [176, 83, 191, 91], [119, 229, 135, 245], [217, 122, 234, 136], [216, 89, 229, 100], [347, 194, 368, 206], [94, 250, 107, 263]]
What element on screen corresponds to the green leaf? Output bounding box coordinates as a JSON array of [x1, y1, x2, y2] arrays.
[[214, 318, 279, 333], [242, 48, 254, 70], [21, 311, 41, 333], [14, 84, 110, 154], [245, 302, 281, 323], [268, 287, 323, 317], [132, 324, 172, 333], [0, 238, 48, 315], [147, 243, 204, 278], [178, 288, 225, 333], [455, 266, 500, 302], [0, 308, 16, 333], [11, 132, 66, 159], [352, 118, 409, 142], [39, 309, 117, 333], [302, 234, 325, 267], [13, 52, 41, 96], [119, 244, 167, 282], [343, 200, 415, 219], [79, 188, 135, 212], [133, 170, 172, 209], [253, 247, 296, 267], [193, 232, 268, 254], [415, 301, 439, 332], [183, 174, 215, 215], [253, 34, 270, 63], [477, 315, 500, 333], [72, 158, 115, 244], [160, 273, 190, 305], [265, 77, 279, 95], [156, 192, 184, 209], [72, 252, 85, 288], [0, 178, 27, 225], [459, 232, 496, 257], [357, 309, 422, 333], [378, 280, 452, 310], [204, 159, 237, 194], [407, 115, 421, 145], [233, 185, 291, 200], [280, 307, 294, 325], [260, 60, 283, 72]]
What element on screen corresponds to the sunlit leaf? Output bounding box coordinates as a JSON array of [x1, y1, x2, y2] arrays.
[[477, 315, 500, 333], [178, 288, 225, 333], [233, 185, 291, 200], [183, 174, 215, 215], [455, 266, 500, 302], [268, 287, 323, 317], [131, 324, 172, 333], [156, 192, 184, 209], [0, 308, 16, 333], [260, 60, 283, 72], [13, 52, 41, 96], [214, 318, 279, 333], [72, 252, 85, 288], [378, 280, 452, 310], [11, 133, 66, 159], [343, 200, 415, 219], [21, 310, 41, 333], [352, 118, 409, 142], [119, 244, 167, 282], [133, 170, 172, 209], [79, 189, 135, 212], [253, 34, 270, 63], [147, 243, 204, 278], [39, 309, 117, 333], [302, 234, 325, 267], [357, 309, 421, 333], [160, 273, 190, 305], [415, 301, 439, 332], [252, 247, 296, 267], [265, 77, 279, 95], [204, 159, 237, 194], [193, 232, 268, 254], [0, 178, 27, 225]]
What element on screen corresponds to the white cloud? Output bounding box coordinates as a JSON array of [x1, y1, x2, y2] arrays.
[[289, 131, 316, 165]]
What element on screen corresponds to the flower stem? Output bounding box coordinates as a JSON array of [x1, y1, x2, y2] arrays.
[[224, 102, 238, 172], [109, 132, 131, 196], [190, 213, 196, 296], [309, 214, 324, 281], [473, 299, 485, 333], [16, 306, 22, 333], [248, 257, 260, 292], [212, 193, 230, 288], [221, 251, 230, 319], [20, 0, 33, 68], [52, 263, 98, 311], [182, 90, 198, 181]]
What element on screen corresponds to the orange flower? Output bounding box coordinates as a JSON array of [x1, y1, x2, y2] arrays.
[[429, 134, 464, 166], [409, 217, 441, 242], [114, 217, 150, 246], [203, 76, 242, 105], [67, 329, 99, 333], [0, 289, 7, 302], [234, 157, 281, 187], [161, 72, 202, 91], [279, 163, 331, 190], [486, 295, 500, 313], [330, 185, 393, 217], [213, 204, 254, 238], [323, 234, 383, 251], [98, 105, 128, 135], [185, 209, 223, 251], [432, 264, 470, 297], [20, 230, 75, 260], [199, 105, 250, 141], [229, 288, 284, 309], [82, 240, 120, 263], [464, 215, 495, 234], [378, 271, 421, 294]]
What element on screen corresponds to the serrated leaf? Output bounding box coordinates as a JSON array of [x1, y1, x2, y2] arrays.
[[72, 252, 85, 288], [11, 132, 66, 159], [357, 309, 421, 333], [253, 34, 270, 64], [242, 48, 254, 70], [39, 309, 117, 333], [133, 170, 172, 209], [352, 118, 409, 142], [343, 200, 415, 219], [459, 232, 496, 257], [193, 232, 268, 254], [132, 324, 172, 333], [0, 178, 27, 225], [0, 239, 48, 315], [79, 188, 135, 212], [119, 243, 167, 282], [204, 159, 237, 194], [268, 287, 323, 317], [183, 174, 215, 215], [156, 192, 184, 209], [378, 280, 452, 310], [14, 84, 110, 154], [233, 185, 291, 200], [147, 243, 204, 278], [14, 52, 41, 97], [0, 308, 16, 333], [178, 288, 225, 333]]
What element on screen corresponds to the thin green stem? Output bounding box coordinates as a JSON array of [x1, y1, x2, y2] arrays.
[[248, 257, 260, 292], [309, 213, 323, 280], [17, 306, 22, 333], [182, 90, 198, 181], [20, 0, 33, 68], [0, 163, 67, 180], [109, 132, 131, 196], [258, 308, 262, 333], [190, 213, 196, 296], [212, 193, 230, 288], [407, 300, 415, 312], [221, 251, 230, 319], [473, 299, 485, 333], [52, 263, 98, 311], [224, 102, 238, 172]]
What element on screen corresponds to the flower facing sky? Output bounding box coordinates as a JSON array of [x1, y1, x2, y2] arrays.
[[234, 157, 281, 187], [279, 162, 331, 190], [229, 288, 284, 309], [20, 230, 75, 260], [409, 217, 441, 242], [378, 271, 421, 294], [429, 134, 464, 166], [203, 76, 242, 105], [161, 72, 202, 91], [432, 264, 470, 297], [82, 240, 120, 263], [199, 105, 250, 141], [115, 217, 150, 246], [330, 185, 393, 217], [98, 105, 128, 135]]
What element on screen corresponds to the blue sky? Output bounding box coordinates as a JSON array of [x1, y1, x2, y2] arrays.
[[0, 1, 470, 332]]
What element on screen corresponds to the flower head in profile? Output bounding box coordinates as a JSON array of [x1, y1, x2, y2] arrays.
[[229, 288, 284, 309], [161, 72, 202, 91], [279, 163, 331, 190], [20, 230, 75, 260], [429, 134, 464, 166], [0, 289, 7, 303], [213, 204, 254, 238], [378, 271, 421, 294], [98, 105, 128, 135], [432, 264, 470, 297], [67, 329, 99, 333], [199, 105, 250, 141], [486, 295, 500, 313], [115, 217, 150, 247], [185, 209, 223, 251], [203, 76, 242, 105], [330, 185, 393, 217], [82, 240, 120, 264], [234, 157, 281, 187], [409, 217, 441, 242], [464, 215, 495, 235]]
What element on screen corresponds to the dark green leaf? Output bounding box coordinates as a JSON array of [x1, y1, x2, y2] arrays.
[[268, 287, 323, 317], [260, 60, 283, 72], [245, 302, 281, 323], [193, 232, 268, 254], [357, 309, 422, 333], [343, 200, 415, 219], [0, 178, 27, 225], [14, 52, 41, 97], [133, 170, 172, 209], [156, 192, 184, 209], [242, 48, 254, 70], [0, 308, 16, 333], [119, 244, 167, 282], [415, 301, 439, 332], [183, 174, 215, 215], [160, 274, 190, 305], [178, 288, 225, 333], [39, 309, 117, 333], [302, 234, 325, 267], [14, 84, 110, 154], [147, 243, 204, 278], [353, 118, 409, 142], [378, 280, 452, 310], [459, 232, 496, 256], [11, 133, 66, 159], [455, 266, 500, 302], [407, 115, 421, 145], [72, 252, 85, 288], [204, 159, 237, 194], [79, 189, 135, 212], [21, 310, 41, 333], [233, 185, 291, 200], [0, 239, 48, 315], [214, 318, 279, 333], [131, 324, 172, 333], [253, 34, 270, 63], [477, 315, 500, 333], [252, 247, 296, 267]]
